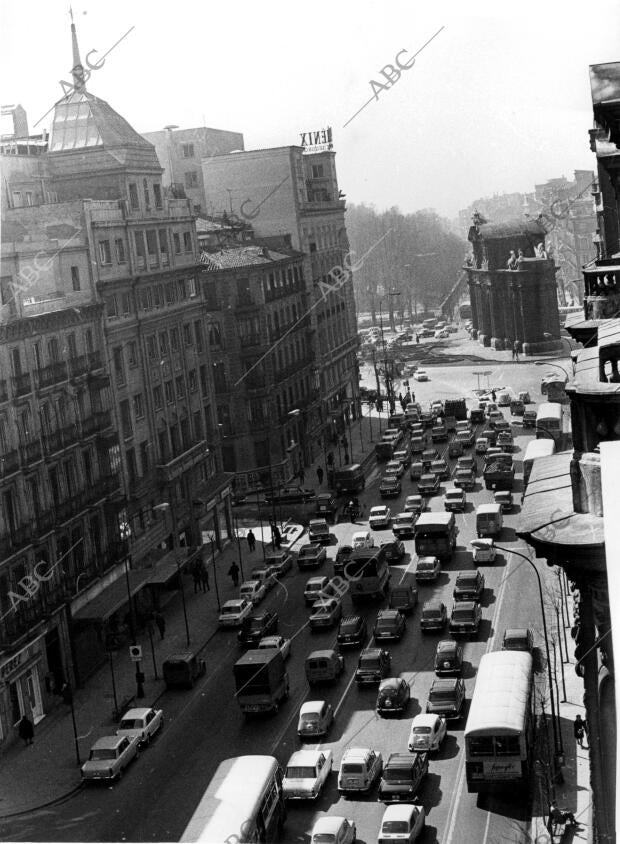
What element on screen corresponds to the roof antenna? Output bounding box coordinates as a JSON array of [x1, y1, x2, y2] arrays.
[[70, 6, 86, 92]]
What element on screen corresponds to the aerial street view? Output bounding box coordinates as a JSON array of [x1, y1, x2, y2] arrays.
[[0, 1, 618, 842]]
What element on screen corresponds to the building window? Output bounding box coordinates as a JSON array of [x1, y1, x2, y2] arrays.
[[106, 295, 118, 317], [312, 164, 324, 178], [165, 380, 174, 404], [135, 231, 147, 268], [126, 448, 137, 486], [183, 323, 192, 346], [140, 440, 150, 473], [184, 171, 198, 189], [70, 266, 80, 291], [170, 326, 180, 352], [146, 230, 158, 267], [121, 292, 131, 315], [127, 340, 138, 367], [175, 375, 185, 399], [194, 320, 204, 352], [153, 284, 164, 308], [119, 399, 132, 439], [182, 143, 195, 158], [158, 230, 169, 265], [146, 334, 157, 360], [193, 409, 203, 439], [200, 365, 208, 396], [153, 385, 163, 410], [173, 233, 181, 254], [208, 321, 221, 347], [159, 331, 169, 357], [82, 450, 93, 485], [166, 282, 176, 304], [129, 183, 139, 210], [66, 332, 77, 360], [98, 240, 111, 264], [187, 276, 197, 297], [84, 328, 93, 353], [25, 192, 33, 206], [114, 238, 126, 263], [153, 183, 163, 209], [113, 347, 125, 385], [143, 179, 150, 209], [188, 369, 197, 392], [183, 231, 192, 252], [204, 281, 219, 309], [133, 393, 144, 419]]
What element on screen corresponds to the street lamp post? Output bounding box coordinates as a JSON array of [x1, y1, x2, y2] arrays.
[[494, 544, 562, 761], [174, 556, 191, 648], [534, 360, 571, 381], [207, 534, 221, 610]]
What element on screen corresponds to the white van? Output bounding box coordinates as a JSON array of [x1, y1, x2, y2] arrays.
[[475, 503, 503, 538], [352, 530, 374, 550]]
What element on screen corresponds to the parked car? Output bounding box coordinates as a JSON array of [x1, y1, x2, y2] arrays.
[[81, 735, 140, 782], [369, 505, 392, 529], [309, 597, 343, 629], [380, 475, 402, 498], [426, 677, 466, 720], [310, 817, 356, 844], [470, 538, 497, 564], [392, 512, 416, 538], [237, 611, 279, 647], [218, 598, 253, 628], [449, 600, 482, 635], [239, 580, 267, 606], [443, 487, 466, 512], [385, 459, 405, 478], [378, 804, 426, 842], [376, 677, 411, 715], [338, 747, 383, 793], [373, 609, 406, 641], [298, 700, 334, 739], [404, 494, 424, 514], [264, 549, 294, 577], [283, 749, 333, 800], [297, 543, 327, 570], [408, 713, 447, 752], [453, 570, 485, 602], [502, 627, 534, 653], [162, 652, 206, 689], [116, 707, 163, 748], [418, 473, 440, 495], [415, 556, 441, 582], [355, 647, 391, 684], [381, 539, 406, 562], [378, 753, 429, 802], [337, 614, 367, 647], [434, 640, 464, 675], [250, 566, 275, 591], [308, 519, 330, 544], [420, 600, 448, 632], [258, 634, 291, 660]]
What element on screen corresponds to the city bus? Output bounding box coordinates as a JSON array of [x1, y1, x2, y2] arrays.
[[522, 438, 556, 489], [540, 374, 567, 403], [345, 546, 390, 601], [536, 402, 563, 441], [181, 755, 285, 843], [413, 512, 458, 561], [464, 651, 534, 793]]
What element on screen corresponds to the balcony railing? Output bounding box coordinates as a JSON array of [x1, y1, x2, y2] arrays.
[[82, 410, 113, 437], [0, 523, 34, 557], [69, 351, 103, 379], [20, 439, 42, 465], [264, 280, 305, 303], [34, 361, 68, 390], [0, 450, 20, 476], [11, 372, 32, 397], [156, 439, 208, 484]]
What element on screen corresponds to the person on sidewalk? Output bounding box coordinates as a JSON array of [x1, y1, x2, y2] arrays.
[[154, 611, 166, 640], [513, 340, 520, 362], [200, 562, 210, 593], [491, 389, 496, 402], [317, 466, 324, 486], [192, 560, 202, 594], [272, 523, 282, 549], [246, 529, 256, 552], [298, 466, 306, 485], [18, 714, 34, 746], [549, 801, 580, 829], [228, 561, 240, 587], [574, 713, 587, 747]]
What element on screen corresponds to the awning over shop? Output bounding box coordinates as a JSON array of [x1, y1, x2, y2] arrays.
[[72, 569, 152, 623], [146, 548, 201, 586]]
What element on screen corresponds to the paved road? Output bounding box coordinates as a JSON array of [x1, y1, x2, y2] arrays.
[[3, 408, 554, 843]]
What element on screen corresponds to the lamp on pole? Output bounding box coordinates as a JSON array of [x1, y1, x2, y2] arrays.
[[494, 544, 562, 761], [534, 360, 571, 381], [207, 533, 221, 610]]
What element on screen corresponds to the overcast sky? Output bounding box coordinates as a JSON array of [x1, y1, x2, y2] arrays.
[[2, 0, 619, 219]]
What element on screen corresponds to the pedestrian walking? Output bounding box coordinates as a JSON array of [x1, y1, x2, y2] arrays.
[[573, 714, 587, 747], [348, 499, 357, 524], [326, 451, 334, 468], [228, 561, 240, 587], [491, 389, 496, 402], [154, 611, 166, 640], [317, 466, 324, 485], [246, 529, 256, 552], [511, 347, 516, 361], [18, 714, 34, 746], [192, 560, 202, 594], [200, 561, 210, 592], [272, 523, 282, 549], [299, 466, 306, 485], [513, 340, 520, 362]]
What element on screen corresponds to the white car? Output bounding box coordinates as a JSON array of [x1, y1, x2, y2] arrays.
[[116, 707, 163, 748], [408, 713, 447, 752], [310, 817, 356, 844], [81, 734, 140, 782], [338, 747, 383, 793], [218, 598, 253, 627], [413, 369, 429, 381], [283, 749, 333, 800], [298, 700, 334, 739], [392, 512, 416, 537], [239, 579, 266, 605], [304, 576, 330, 606], [258, 635, 292, 660], [379, 804, 426, 842], [404, 494, 424, 514], [352, 530, 374, 549], [443, 487, 466, 512], [470, 538, 497, 564], [369, 505, 392, 529]]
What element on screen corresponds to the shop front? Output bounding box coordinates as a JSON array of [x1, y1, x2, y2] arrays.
[[0, 635, 49, 748], [196, 473, 234, 552]]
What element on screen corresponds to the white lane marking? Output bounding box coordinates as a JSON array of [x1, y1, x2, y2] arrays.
[[442, 530, 516, 843], [269, 682, 309, 756], [398, 555, 415, 585], [333, 662, 360, 718], [482, 806, 492, 844]]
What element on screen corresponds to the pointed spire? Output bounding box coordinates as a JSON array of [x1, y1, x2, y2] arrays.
[[70, 9, 86, 92]]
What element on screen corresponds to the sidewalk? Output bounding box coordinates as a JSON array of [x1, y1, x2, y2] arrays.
[[0, 528, 303, 818], [530, 584, 592, 843]]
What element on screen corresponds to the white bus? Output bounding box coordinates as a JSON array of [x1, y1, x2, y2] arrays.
[[465, 651, 534, 792], [522, 438, 556, 488], [181, 755, 285, 843], [535, 402, 562, 441]]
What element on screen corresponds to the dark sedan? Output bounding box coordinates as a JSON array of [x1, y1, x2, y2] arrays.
[[420, 600, 448, 632], [337, 615, 367, 648], [453, 570, 485, 602], [373, 609, 406, 642], [376, 678, 411, 715], [264, 486, 316, 504], [380, 476, 402, 498], [434, 640, 464, 675], [381, 539, 406, 562], [418, 473, 440, 495], [237, 611, 279, 647], [297, 543, 327, 570]]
